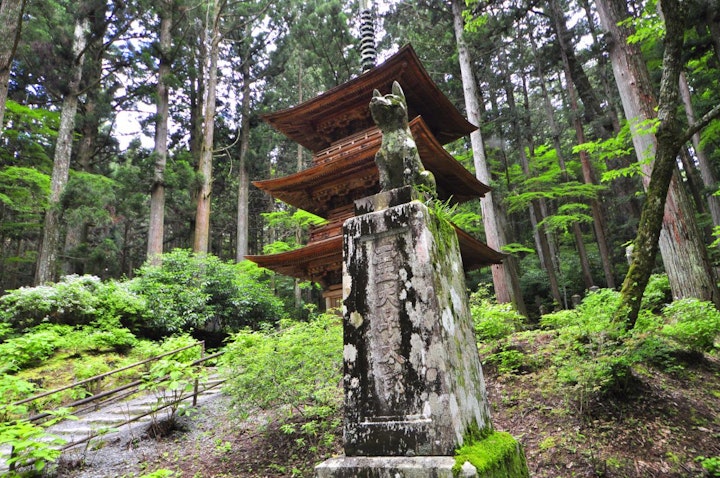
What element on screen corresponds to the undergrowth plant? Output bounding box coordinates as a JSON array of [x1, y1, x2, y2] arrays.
[[0, 406, 75, 476], [220, 313, 343, 462], [0, 325, 69, 373], [480, 283, 720, 416], [138, 335, 204, 433], [470, 284, 526, 341]]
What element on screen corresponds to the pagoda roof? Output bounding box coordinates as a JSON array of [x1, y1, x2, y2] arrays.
[[253, 117, 489, 217], [262, 44, 476, 152], [245, 222, 504, 286]]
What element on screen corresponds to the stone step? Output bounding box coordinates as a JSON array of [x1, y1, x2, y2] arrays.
[[0, 374, 225, 474]]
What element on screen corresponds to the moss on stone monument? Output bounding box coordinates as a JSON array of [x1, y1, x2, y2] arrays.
[[453, 431, 529, 477]]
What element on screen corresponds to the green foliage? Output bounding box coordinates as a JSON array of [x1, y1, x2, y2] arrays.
[[484, 348, 528, 375], [261, 206, 326, 254], [131, 249, 283, 337], [220, 313, 342, 417], [0, 275, 146, 331], [61, 172, 117, 228], [661, 299, 720, 352], [537, 203, 593, 233], [574, 122, 637, 178], [470, 285, 526, 341], [141, 356, 201, 425], [137, 470, 178, 478], [533, 289, 636, 405], [640, 274, 671, 312], [0, 101, 58, 169], [0, 407, 74, 475], [82, 325, 138, 353], [500, 243, 535, 255], [697, 456, 720, 477], [449, 209, 483, 237], [0, 325, 68, 373], [0, 166, 50, 216], [221, 313, 342, 465], [620, 0, 663, 46], [0, 375, 38, 413]]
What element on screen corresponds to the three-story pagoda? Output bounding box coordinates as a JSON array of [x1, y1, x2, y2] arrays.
[[246, 45, 504, 308]]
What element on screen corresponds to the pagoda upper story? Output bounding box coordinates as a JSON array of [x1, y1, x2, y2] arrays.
[[247, 45, 504, 308], [262, 44, 476, 152]]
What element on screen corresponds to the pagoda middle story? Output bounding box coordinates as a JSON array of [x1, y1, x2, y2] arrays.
[[246, 45, 504, 309]]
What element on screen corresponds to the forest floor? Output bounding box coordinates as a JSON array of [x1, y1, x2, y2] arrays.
[[53, 349, 720, 478]]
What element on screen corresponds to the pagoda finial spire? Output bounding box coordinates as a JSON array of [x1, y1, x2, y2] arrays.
[[359, 0, 376, 72]]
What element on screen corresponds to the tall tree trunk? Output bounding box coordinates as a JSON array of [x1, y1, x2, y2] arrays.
[[0, 0, 26, 135], [546, 0, 613, 139], [451, 0, 526, 315], [679, 71, 720, 227], [147, 3, 173, 263], [502, 49, 563, 308], [564, 67, 616, 288], [597, 0, 720, 324], [576, 0, 622, 134], [548, 34, 617, 289], [74, 1, 108, 172], [235, 55, 251, 262], [193, 0, 224, 254], [35, 18, 89, 284], [529, 33, 594, 290]]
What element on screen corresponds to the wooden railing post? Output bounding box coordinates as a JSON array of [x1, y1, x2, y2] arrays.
[[193, 341, 204, 406]]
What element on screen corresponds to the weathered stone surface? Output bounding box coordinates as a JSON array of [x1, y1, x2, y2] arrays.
[[341, 193, 492, 457], [354, 185, 419, 216], [315, 456, 470, 478]]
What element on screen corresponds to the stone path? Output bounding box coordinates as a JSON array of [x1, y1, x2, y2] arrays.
[[0, 372, 224, 474]]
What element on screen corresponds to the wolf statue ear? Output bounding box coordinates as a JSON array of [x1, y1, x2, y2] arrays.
[[373, 89, 381, 98], [391, 81, 405, 102]]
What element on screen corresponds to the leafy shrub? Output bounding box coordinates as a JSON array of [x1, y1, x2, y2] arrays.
[[93, 280, 148, 331], [0, 375, 38, 413], [83, 325, 138, 353], [220, 313, 342, 416], [539, 309, 578, 330], [661, 299, 720, 352], [0, 322, 12, 341], [542, 290, 632, 401], [0, 326, 67, 373], [641, 274, 671, 312], [697, 456, 720, 477], [484, 348, 528, 375], [470, 285, 526, 341], [0, 275, 147, 332], [131, 249, 282, 337], [0, 415, 66, 475]]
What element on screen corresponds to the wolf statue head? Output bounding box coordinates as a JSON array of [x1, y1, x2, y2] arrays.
[[368, 81, 436, 194], [369, 81, 409, 132]]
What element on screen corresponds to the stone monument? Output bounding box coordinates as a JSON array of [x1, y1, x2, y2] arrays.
[[315, 84, 528, 477]]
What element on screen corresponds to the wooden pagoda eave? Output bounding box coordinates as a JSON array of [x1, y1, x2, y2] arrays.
[[262, 44, 476, 152], [245, 224, 503, 285], [253, 117, 490, 217], [245, 236, 343, 285], [455, 226, 506, 268]]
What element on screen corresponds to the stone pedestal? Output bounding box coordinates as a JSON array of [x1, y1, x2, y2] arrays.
[[342, 189, 491, 457], [315, 188, 527, 477], [316, 456, 476, 478]]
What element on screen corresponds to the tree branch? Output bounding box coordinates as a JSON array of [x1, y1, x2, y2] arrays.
[[682, 102, 720, 145]]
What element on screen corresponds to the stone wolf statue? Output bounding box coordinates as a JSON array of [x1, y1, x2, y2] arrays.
[[369, 81, 436, 194]]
